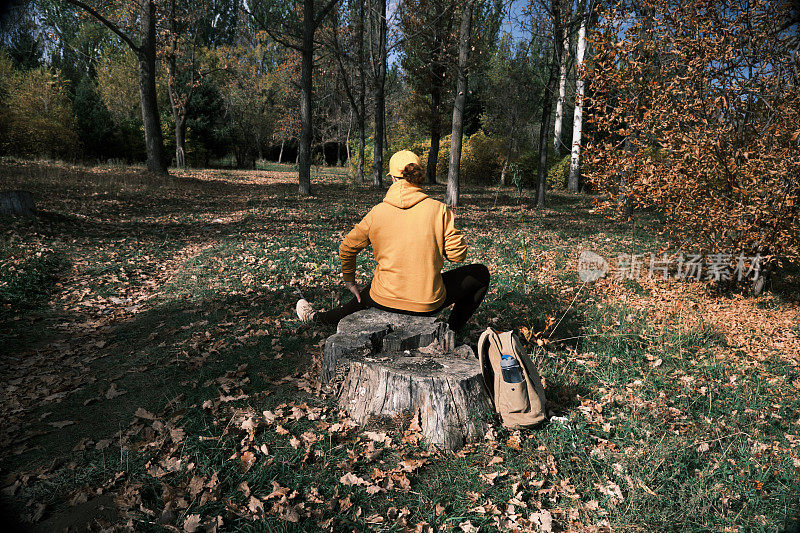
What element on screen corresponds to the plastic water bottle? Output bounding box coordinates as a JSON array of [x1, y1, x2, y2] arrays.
[[500, 354, 524, 383]]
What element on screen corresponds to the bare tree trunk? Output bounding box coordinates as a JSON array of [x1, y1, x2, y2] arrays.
[[535, 0, 564, 209], [426, 87, 442, 184], [619, 136, 634, 218], [278, 139, 285, 164], [297, 0, 315, 195], [568, 14, 587, 192], [445, 0, 476, 207], [175, 116, 186, 168], [345, 110, 352, 165], [500, 119, 516, 187], [167, 58, 187, 169], [358, 0, 367, 182], [138, 0, 167, 174], [371, 0, 387, 188], [553, 19, 571, 158], [358, 118, 366, 181]]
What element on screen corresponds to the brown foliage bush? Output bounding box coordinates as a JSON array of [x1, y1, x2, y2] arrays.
[[586, 0, 800, 274]]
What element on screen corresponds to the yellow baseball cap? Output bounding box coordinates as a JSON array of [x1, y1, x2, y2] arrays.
[[388, 150, 421, 178]]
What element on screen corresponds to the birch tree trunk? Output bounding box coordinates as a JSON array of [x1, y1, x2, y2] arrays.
[[553, 21, 571, 158], [445, 0, 476, 207], [568, 14, 587, 192]]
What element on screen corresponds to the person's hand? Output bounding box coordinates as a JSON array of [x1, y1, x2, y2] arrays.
[[345, 281, 361, 303]]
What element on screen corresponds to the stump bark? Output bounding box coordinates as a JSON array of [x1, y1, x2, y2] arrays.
[[0, 191, 35, 216], [323, 309, 491, 451]]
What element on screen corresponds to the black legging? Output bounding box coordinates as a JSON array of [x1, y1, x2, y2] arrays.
[[315, 263, 490, 331]]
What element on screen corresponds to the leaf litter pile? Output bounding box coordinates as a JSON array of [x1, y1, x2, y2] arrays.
[[1, 160, 799, 531]]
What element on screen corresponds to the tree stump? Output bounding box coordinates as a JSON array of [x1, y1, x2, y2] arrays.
[[323, 309, 491, 451], [0, 191, 36, 217]]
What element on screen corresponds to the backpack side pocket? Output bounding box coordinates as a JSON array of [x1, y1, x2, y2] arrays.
[[497, 379, 530, 414]]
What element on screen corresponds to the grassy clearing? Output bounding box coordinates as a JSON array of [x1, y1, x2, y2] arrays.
[[1, 159, 799, 532]]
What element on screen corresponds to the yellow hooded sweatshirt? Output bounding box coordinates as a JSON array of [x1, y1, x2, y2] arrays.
[[339, 179, 468, 312]]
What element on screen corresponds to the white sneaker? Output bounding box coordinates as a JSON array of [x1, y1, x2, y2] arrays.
[[295, 298, 316, 322]]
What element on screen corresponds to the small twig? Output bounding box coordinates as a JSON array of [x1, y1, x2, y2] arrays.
[[547, 281, 588, 338]]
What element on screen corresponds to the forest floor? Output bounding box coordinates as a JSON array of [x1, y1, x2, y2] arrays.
[[1, 158, 799, 532]]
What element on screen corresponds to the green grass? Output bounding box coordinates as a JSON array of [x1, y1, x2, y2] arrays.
[[0, 159, 798, 532]]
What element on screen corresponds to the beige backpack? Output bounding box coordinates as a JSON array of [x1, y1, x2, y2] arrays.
[[477, 327, 548, 429]]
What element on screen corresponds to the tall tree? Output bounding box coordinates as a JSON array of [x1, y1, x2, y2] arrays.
[[567, 5, 588, 192], [483, 33, 541, 186], [399, 0, 457, 185], [369, 0, 387, 188], [552, 2, 571, 157], [534, 0, 565, 208], [328, 0, 368, 181], [248, 0, 340, 194], [163, 0, 215, 169], [64, 0, 168, 174], [444, 0, 476, 207]]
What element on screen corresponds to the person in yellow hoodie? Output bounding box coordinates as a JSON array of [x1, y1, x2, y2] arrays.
[[296, 150, 489, 332]]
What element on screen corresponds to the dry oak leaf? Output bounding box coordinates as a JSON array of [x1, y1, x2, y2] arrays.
[[239, 451, 257, 472], [479, 470, 508, 485], [595, 480, 624, 503], [248, 495, 264, 515], [365, 514, 384, 524], [266, 481, 290, 501], [183, 513, 201, 533], [135, 407, 156, 420], [49, 420, 75, 429], [365, 484, 383, 495], [465, 491, 481, 502], [397, 458, 428, 473], [459, 520, 478, 532], [105, 383, 127, 399], [364, 431, 391, 445], [402, 414, 423, 445], [339, 472, 368, 486], [188, 476, 205, 499]]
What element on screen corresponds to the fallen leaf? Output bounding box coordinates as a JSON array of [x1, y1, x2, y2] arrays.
[[248, 495, 264, 514], [105, 383, 127, 399], [340, 472, 368, 486], [240, 451, 257, 472], [135, 407, 156, 420], [183, 513, 201, 533]]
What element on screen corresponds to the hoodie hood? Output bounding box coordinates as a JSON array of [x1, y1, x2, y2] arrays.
[[382, 179, 429, 209]]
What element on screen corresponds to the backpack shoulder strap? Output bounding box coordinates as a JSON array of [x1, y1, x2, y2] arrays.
[[477, 327, 502, 403]]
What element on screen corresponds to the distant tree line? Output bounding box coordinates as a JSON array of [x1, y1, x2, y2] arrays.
[[0, 0, 796, 251], [0, 0, 600, 206]]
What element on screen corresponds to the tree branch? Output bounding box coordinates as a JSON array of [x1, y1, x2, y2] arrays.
[[314, 0, 341, 29], [243, 2, 304, 52], [63, 0, 140, 54]]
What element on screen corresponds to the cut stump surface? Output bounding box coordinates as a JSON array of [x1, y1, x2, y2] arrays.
[[323, 309, 491, 451]]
